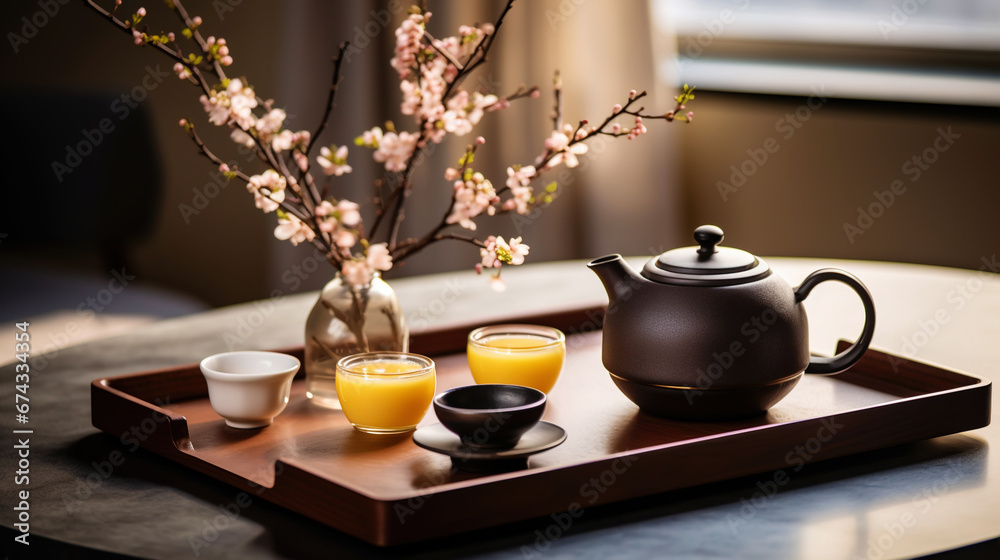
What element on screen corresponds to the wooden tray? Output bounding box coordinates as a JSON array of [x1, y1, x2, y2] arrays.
[[91, 307, 991, 546]]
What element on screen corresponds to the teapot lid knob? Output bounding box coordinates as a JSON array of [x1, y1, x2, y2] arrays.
[[694, 225, 724, 257], [643, 224, 770, 286]]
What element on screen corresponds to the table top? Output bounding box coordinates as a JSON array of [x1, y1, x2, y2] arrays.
[[3, 257, 998, 559]]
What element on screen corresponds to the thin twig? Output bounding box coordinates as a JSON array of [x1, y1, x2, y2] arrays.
[[184, 123, 312, 223], [308, 42, 350, 158], [84, 0, 213, 95], [422, 29, 464, 71], [171, 0, 229, 82], [552, 70, 562, 130]]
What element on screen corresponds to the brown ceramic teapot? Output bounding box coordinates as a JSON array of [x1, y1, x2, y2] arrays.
[[588, 225, 876, 420]]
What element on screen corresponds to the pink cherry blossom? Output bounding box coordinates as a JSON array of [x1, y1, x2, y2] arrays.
[[226, 79, 258, 130], [480, 235, 501, 268], [198, 78, 257, 129], [199, 93, 229, 125], [334, 229, 357, 249], [230, 129, 255, 148], [489, 274, 506, 292], [293, 151, 309, 172], [173, 62, 191, 80], [336, 199, 361, 227], [442, 91, 498, 136], [246, 169, 286, 213], [504, 185, 532, 214], [270, 129, 310, 152], [316, 145, 352, 176], [366, 242, 393, 272], [543, 130, 589, 168], [479, 235, 528, 268], [359, 127, 383, 148], [447, 176, 498, 230], [373, 131, 417, 172], [505, 165, 535, 190], [390, 14, 426, 79], [315, 200, 334, 217], [255, 108, 286, 138], [341, 260, 372, 287], [273, 214, 316, 246], [485, 235, 530, 267]]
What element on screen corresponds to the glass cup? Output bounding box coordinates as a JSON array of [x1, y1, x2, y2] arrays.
[[467, 324, 566, 394], [335, 352, 436, 434]]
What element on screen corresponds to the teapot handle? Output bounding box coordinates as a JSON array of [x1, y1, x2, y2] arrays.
[[794, 269, 876, 375]]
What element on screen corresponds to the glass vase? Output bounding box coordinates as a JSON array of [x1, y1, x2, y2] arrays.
[[304, 272, 408, 408]]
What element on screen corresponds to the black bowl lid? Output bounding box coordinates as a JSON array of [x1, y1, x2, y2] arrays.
[[642, 225, 770, 286]]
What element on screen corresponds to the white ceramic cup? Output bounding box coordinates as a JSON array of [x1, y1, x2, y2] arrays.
[[199, 351, 300, 429]]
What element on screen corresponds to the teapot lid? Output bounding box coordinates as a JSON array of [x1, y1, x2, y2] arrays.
[[642, 225, 770, 286]]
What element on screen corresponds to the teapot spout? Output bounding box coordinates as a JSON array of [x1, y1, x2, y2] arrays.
[[587, 254, 646, 303]]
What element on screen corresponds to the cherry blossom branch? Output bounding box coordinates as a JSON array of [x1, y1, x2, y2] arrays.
[[551, 70, 563, 130], [307, 42, 349, 158], [532, 88, 693, 171], [84, 0, 214, 95], [443, 0, 515, 100], [169, 0, 229, 82], [383, 0, 516, 252], [485, 84, 540, 112], [181, 121, 313, 223], [386, 147, 420, 249], [391, 141, 483, 261], [392, 228, 486, 260], [180, 122, 252, 181], [369, 173, 401, 238]]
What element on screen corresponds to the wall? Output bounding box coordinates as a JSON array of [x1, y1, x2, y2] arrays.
[[680, 91, 999, 272]]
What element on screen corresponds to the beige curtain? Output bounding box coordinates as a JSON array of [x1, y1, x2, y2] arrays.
[[272, 0, 685, 289]]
